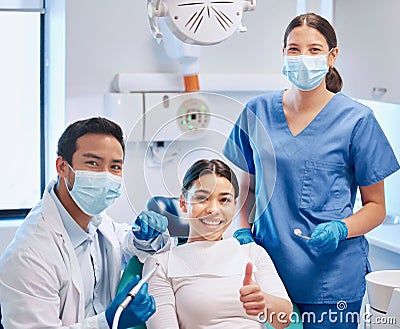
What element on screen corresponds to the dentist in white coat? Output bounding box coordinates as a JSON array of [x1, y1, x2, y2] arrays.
[[0, 117, 169, 329]]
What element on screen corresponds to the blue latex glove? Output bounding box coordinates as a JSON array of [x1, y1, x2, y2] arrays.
[[132, 210, 168, 241], [233, 228, 255, 245], [308, 220, 348, 253], [105, 275, 156, 329]]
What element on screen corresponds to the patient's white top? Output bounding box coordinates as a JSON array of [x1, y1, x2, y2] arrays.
[[143, 238, 290, 329]]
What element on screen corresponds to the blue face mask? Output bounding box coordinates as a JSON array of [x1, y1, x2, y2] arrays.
[[282, 51, 331, 91], [65, 165, 122, 216]]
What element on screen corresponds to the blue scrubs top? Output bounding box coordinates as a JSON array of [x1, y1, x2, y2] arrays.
[[223, 90, 400, 304]]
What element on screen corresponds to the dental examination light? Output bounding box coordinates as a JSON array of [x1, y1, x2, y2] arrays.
[[147, 0, 256, 91], [147, 0, 256, 45]]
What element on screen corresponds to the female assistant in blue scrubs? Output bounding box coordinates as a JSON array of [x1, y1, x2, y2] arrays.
[[223, 13, 400, 329]]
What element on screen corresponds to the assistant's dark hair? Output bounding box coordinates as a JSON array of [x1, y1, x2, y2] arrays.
[[283, 12, 343, 93], [181, 159, 239, 199], [57, 117, 125, 165]]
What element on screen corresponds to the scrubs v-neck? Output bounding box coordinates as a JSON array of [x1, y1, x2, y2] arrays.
[[223, 90, 399, 303]]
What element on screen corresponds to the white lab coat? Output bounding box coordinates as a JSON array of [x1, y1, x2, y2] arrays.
[[0, 180, 162, 329]]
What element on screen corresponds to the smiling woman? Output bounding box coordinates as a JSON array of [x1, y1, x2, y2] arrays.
[[179, 159, 238, 242], [143, 159, 292, 329]]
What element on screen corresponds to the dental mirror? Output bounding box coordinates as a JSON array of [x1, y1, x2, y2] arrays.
[[293, 228, 311, 240]]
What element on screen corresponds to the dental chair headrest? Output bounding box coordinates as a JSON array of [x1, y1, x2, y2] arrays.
[[146, 196, 189, 240]]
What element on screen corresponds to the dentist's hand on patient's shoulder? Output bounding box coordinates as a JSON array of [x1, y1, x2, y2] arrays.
[[105, 275, 156, 329], [233, 228, 255, 245], [132, 210, 168, 241], [308, 220, 348, 253], [239, 262, 266, 317]]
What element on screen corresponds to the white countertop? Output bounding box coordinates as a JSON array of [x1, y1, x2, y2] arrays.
[[366, 224, 400, 254]]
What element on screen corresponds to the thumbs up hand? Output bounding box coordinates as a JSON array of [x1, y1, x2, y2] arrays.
[[239, 262, 267, 317], [242, 261, 254, 286]]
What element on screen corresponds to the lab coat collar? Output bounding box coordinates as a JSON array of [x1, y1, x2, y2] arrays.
[[42, 180, 121, 300], [49, 184, 89, 249], [41, 180, 73, 235], [40, 180, 86, 317]]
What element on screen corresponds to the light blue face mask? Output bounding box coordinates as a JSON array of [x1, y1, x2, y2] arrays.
[[65, 165, 122, 216], [282, 50, 332, 91]]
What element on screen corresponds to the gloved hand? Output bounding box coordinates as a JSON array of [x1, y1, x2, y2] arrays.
[[105, 275, 156, 329], [132, 210, 168, 241], [233, 228, 255, 245], [308, 220, 348, 253]]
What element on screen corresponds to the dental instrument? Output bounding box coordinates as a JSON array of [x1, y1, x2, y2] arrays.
[[293, 229, 311, 240], [112, 262, 160, 329]]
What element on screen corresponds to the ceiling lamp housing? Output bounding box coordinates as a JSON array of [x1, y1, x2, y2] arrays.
[[148, 0, 256, 45]]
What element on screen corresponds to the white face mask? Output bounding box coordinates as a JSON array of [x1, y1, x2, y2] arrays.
[[65, 165, 122, 216], [282, 50, 332, 91]]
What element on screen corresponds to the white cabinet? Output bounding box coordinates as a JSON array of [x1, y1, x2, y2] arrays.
[[334, 0, 400, 104]]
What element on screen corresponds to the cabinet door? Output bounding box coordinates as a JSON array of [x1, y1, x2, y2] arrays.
[[334, 0, 399, 103]]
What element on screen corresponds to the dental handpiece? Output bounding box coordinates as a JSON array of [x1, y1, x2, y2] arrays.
[[112, 262, 160, 329], [119, 262, 159, 309]]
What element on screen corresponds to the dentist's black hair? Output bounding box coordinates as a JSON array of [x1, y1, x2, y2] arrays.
[[283, 12, 343, 93], [181, 159, 239, 199], [57, 117, 125, 165]]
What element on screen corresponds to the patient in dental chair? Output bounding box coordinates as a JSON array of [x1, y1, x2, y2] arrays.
[[143, 159, 292, 329]]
